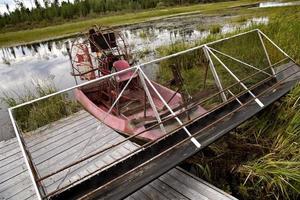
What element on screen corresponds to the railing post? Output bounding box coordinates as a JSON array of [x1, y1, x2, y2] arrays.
[[203, 45, 228, 102], [206, 47, 264, 108], [8, 109, 43, 200], [138, 67, 201, 148], [257, 30, 276, 76], [138, 67, 166, 134]]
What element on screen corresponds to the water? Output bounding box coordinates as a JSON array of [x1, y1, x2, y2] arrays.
[[0, 14, 269, 141], [259, 1, 300, 8]]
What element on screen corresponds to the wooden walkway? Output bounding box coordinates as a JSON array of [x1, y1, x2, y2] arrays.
[[0, 110, 237, 200], [24, 110, 140, 197]]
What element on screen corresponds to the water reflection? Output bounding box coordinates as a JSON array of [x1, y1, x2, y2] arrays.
[[259, 1, 300, 8], [221, 17, 269, 33]]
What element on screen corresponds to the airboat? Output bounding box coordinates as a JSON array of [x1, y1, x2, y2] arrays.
[[67, 26, 207, 142]]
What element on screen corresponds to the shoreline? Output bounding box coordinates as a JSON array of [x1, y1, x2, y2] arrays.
[[0, 0, 260, 48]]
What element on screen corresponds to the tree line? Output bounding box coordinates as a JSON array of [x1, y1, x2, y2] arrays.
[[0, 0, 216, 31]]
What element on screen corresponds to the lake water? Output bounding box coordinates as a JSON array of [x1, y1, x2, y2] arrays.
[[0, 14, 269, 141], [259, 1, 300, 8]]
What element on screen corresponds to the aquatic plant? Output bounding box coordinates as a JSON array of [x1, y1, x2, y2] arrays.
[[1, 78, 80, 133], [209, 24, 221, 34]]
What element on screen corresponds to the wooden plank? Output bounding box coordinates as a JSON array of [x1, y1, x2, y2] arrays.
[[0, 138, 18, 150], [24, 194, 37, 200], [0, 175, 31, 195], [177, 168, 238, 200], [32, 123, 100, 165], [25, 110, 92, 146], [0, 158, 26, 179], [0, 146, 21, 162], [169, 169, 232, 199], [0, 165, 27, 185], [1, 178, 34, 200], [5, 185, 35, 200], [36, 126, 118, 175], [0, 170, 26, 191], [43, 138, 136, 194], [123, 196, 136, 200], [30, 119, 99, 158], [0, 139, 18, 153], [28, 119, 98, 154], [149, 179, 188, 200], [141, 184, 169, 200], [0, 151, 23, 168], [25, 110, 90, 143], [26, 113, 95, 148], [159, 172, 208, 200], [130, 189, 151, 200]]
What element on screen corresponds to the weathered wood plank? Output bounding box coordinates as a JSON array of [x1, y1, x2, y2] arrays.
[[1, 179, 33, 200], [141, 184, 169, 200], [169, 168, 232, 199], [36, 126, 119, 175], [0, 175, 32, 195], [0, 165, 27, 185], [0, 171, 28, 192], [0, 139, 18, 154], [26, 114, 95, 149], [149, 179, 188, 200], [43, 138, 137, 194], [0, 146, 21, 162], [32, 123, 100, 165], [0, 138, 18, 150], [0, 159, 26, 181], [159, 173, 208, 200], [6, 185, 35, 200], [30, 120, 99, 159], [25, 111, 94, 147], [28, 116, 98, 152], [177, 168, 238, 200], [0, 151, 23, 169]]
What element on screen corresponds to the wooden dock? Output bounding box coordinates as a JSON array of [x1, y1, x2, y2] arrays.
[[0, 115, 237, 200]]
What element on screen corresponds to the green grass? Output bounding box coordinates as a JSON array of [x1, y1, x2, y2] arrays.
[[209, 24, 222, 34], [176, 6, 300, 199], [1, 79, 80, 133], [0, 0, 262, 47], [152, 3, 300, 199]]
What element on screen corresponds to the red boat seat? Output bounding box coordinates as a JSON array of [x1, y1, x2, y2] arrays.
[[113, 60, 137, 82]]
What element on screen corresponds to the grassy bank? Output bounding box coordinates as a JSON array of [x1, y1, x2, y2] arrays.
[[0, 0, 261, 48], [1, 79, 80, 133]]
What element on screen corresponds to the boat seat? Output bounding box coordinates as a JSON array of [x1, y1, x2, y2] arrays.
[[113, 60, 137, 82]]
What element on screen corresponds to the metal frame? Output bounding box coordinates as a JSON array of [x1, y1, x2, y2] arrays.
[[206, 47, 265, 108], [203, 45, 228, 102], [36, 57, 293, 186], [7, 29, 295, 199]]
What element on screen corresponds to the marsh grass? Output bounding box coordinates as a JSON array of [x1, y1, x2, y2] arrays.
[[1, 79, 80, 133], [156, 22, 276, 109], [236, 85, 300, 199], [209, 24, 222, 34], [158, 6, 300, 199]]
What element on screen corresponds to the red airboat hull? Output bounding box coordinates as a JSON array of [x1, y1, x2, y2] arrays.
[[74, 81, 207, 142]]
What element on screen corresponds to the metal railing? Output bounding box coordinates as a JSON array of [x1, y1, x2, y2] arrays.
[[8, 29, 298, 199]]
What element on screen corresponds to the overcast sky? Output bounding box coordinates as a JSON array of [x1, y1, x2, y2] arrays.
[[0, 0, 74, 14]]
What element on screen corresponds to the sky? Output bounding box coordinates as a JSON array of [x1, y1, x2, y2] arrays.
[[0, 0, 74, 14]]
